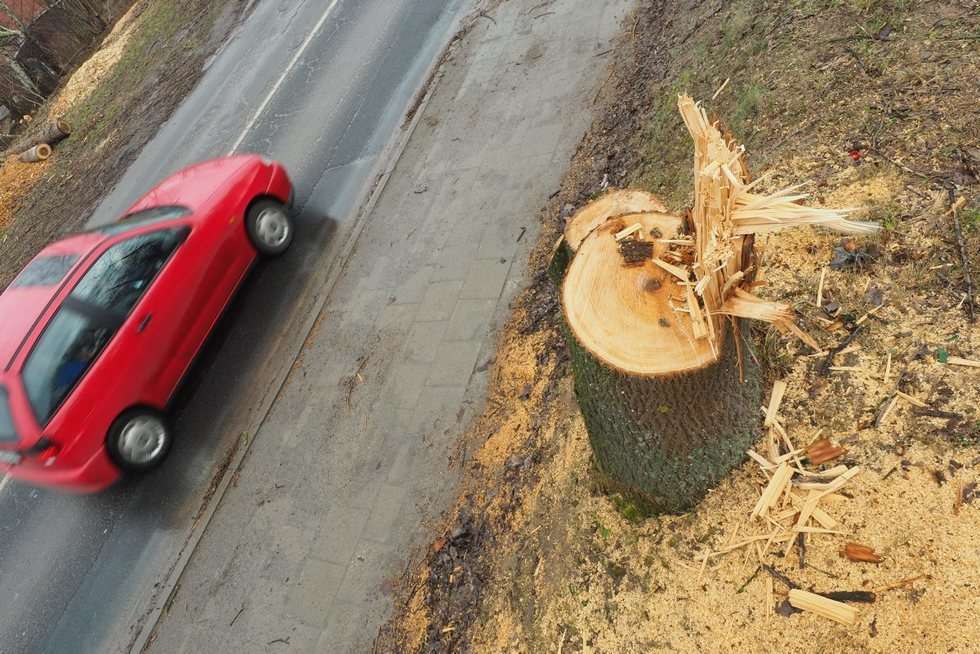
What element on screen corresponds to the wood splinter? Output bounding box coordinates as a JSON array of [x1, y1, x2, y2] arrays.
[[788, 589, 858, 625], [841, 542, 882, 563]]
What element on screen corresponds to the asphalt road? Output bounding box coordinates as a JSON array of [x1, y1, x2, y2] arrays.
[[0, 1, 468, 652]]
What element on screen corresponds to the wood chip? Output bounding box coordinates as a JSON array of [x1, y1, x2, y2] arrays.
[[816, 266, 827, 307], [614, 222, 644, 241], [764, 380, 787, 428], [895, 390, 928, 408], [947, 356, 980, 368], [651, 257, 690, 281], [841, 542, 882, 563], [752, 463, 793, 519], [788, 589, 858, 625]]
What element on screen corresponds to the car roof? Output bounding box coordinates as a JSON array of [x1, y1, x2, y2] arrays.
[[0, 232, 105, 370]]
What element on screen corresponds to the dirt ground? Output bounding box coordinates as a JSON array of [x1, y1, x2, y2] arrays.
[[0, 0, 249, 287], [379, 1, 980, 652]]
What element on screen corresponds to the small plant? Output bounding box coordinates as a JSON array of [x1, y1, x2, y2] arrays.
[[610, 494, 645, 523], [732, 84, 765, 133], [868, 202, 902, 231], [961, 208, 980, 232]]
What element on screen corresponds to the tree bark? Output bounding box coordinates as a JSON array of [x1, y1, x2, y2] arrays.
[[18, 142, 50, 161], [10, 116, 70, 154], [566, 319, 760, 513], [561, 211, 761, 513]]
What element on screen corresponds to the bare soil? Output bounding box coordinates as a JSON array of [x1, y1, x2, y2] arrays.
[[0, 0, 249, 288], [379, 1, 980, 652]]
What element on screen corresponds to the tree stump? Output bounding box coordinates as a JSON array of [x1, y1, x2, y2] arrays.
[[562, 212, 761, 513], [548, 189, 667, 286]]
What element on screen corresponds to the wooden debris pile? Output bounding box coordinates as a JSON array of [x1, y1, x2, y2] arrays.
[[633, 96, 883, 356], [695, 377, 937, 627]]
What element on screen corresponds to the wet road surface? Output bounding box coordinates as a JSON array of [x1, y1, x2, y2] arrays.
[[0, 1, 468, 652]]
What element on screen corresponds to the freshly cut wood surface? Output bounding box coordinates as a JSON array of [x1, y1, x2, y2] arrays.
[[788, 589, 858, 625], [564, 189, 668, 252], [562, 212, 718, 376]]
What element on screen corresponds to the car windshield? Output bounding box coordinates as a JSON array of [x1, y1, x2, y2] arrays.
[[0, 387, 18, 443], [10, 255, 80, 288], [98, 205, 190, 237], [22, 304, 114, 426]]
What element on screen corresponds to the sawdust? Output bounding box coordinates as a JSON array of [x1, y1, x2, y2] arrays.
[[47, 3, 144, 118], [0, 159, 51, 232]]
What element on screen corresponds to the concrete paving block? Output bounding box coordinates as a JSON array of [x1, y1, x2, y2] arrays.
[[443, 298, 497, 342], [381, 360, 431, 409], [416, 279, 463, 322], [460, 258, 512, 300], [477, 217, 524, 260], [402, 320, 448, 363], [334, 540, 394, 605], [426, 339, 483, 388], [361, 483, 408, 544], [311, 504, 370, 565], [377, 301, 419, 333], [390, 263, 433, 305], [283, 557, 346, 628], [409, 384, 468, 436], [382, 439, 415, 485], [315, 600, 373, 654], [429, 237, 481, 282]]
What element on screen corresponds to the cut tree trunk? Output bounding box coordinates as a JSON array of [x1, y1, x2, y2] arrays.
[[18, 142, 50, 162], [548, 188, 667, 285], [558, 96, 877, 516], [10, 116, 70, 154], [562, 212, 761, 513]]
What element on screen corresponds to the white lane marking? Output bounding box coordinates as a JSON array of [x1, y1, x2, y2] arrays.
[[227, 0, 343, 154], [0, 474, 11, 495]]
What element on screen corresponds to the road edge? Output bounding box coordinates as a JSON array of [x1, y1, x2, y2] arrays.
[[129, 5, 480, 652]]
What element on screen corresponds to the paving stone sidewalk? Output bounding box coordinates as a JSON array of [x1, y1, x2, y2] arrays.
[[152, 1, 634, 651]]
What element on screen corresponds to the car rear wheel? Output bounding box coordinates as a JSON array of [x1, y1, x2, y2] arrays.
[[106, 408, 173, 473], [245, 199, 293, 256]]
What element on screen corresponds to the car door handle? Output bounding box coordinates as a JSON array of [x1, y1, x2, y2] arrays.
[[137, 314, 153, 333]]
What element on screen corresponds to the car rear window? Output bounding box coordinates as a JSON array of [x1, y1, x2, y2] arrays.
[[0, 387, 18, 443], [99, 205, 190, 236], [22, 305, 114, 426], [10, 255, 79, 288]]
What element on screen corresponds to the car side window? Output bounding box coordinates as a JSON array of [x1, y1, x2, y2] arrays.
[[0, 387, 18, 443], [22, 304, 116, 426], [70, 228, 186, 317]]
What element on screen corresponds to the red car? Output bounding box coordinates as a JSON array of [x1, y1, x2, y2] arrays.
[[0, 155, 294, 492]]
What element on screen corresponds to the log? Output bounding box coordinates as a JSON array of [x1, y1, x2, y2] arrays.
[[18, 143, 51, 163], [12, 117, 71, 155], [561, 212, 761, 512], [548, 189, 667, 285]]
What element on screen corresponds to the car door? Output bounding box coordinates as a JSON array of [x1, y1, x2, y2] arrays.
[[68, 225, 190, 407]]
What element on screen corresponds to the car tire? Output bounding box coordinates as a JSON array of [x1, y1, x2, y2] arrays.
[[106, 408, 173, 473], [245, 199, 294, 256]]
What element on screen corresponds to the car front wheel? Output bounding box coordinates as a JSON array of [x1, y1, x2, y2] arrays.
[[245, 199, 294, 256], [106, 408, 173, 473]]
